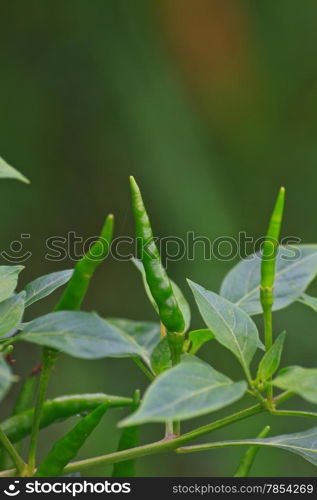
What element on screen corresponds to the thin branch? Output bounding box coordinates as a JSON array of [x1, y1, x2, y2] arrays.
[[132, 357, 154, 381], [271, 409, 317, 419], [63, 403, 264, 474], [27, 348, 56, 474], [0, 428, 25, 475]]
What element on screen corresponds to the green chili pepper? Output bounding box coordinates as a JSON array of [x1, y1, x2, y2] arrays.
[[260, 187, 285, 405], [36, 402, 109, 477], [54, 214, 114, 311], [0, 394, 132, 446], [260, 187, 285, 291], [234, 425, 270, 477], [129, 177, 185, 338], [112, 390, 140, 477]]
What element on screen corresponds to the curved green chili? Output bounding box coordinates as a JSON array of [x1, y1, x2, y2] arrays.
[[261, 187, 285, 290], [260, 187, 285, 405], [129, 177, 184, 335], [36, 402, 109, 477], [0, 393, 132, 445], [54, 214, 114, 311]]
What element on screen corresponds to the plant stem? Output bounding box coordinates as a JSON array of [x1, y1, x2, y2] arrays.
[[167, 332, 184, 436], [0, 428, 25, 476], [261, 288, 274, 405], [178, 440, 281, 454], [132, 357, 154, 381], [27, 348, 57, 474], [243, 364, 254, 388], [271, 409, 317, 419], [63, 403, 263, 474], [165, 421, 174, 438]]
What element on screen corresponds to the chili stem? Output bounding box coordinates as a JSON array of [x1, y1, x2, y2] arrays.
[[0, 428, 25, 476], [262, 294, 273, 404], [270, 409, 317, 419], [165, 421, 174, 438], [27, 348, 56, 474], [132, 357, 154, 381]]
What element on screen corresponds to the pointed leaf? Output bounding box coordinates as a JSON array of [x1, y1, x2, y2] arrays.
[[273, 366, 317, 404], [132, 258, 191, 331], [180, 426, 317, 467], [220, 245, 317, 315], [0, 355, 13, 402], [150, 336, 172, 375], [257, 331, 286, 382], [0, 266, 24, 303], [188, 280, 260, 371], [19, 312, 160, 365], [120, 357, 247, 426], [107, 318, 161, 367], [24, 270, 73, 307], [188, 329, 215, 355], [0, 293, 25, 337], [0, 156, 29, 183]]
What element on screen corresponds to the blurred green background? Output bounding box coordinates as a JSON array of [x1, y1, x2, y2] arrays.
[[1, 0, 317, 476]]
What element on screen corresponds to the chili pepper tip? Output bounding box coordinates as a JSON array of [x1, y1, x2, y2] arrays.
[[129, 176, 140, 191]]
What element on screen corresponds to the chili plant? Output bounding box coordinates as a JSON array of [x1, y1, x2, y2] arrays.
[[1, 157, 317, 477]]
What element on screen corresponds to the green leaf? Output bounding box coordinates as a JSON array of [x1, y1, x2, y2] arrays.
[[0, 355, 13, 402], [112, 390, 140, 477], [150, 336, 172, 375], [188, 329, 215, 355], [132, 258, 191, 331], [0, 293, 25, 337], [0, 266, 24, 303], [188, 280, 260, 373], [107, 318, 161, 367], [257, 331, 286, 383], [179, 426, 317, 467], [220, 245, 317, 315], [119, 357, 247, 426], [272, 366, 317, 404], [19, 312, 160, 365], [0, 156, 29, 183], [24, 270, 73, 307], [297, 293, 317, 312]]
